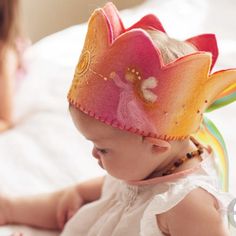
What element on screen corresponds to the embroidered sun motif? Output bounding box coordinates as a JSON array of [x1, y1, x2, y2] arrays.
[[141, 76, 158, 103], [75, 50, 91, 77]]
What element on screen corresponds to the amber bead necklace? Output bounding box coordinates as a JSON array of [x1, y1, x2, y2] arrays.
[[161, 136, 204, 176]]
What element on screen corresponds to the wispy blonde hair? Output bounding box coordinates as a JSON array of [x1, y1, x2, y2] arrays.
[[145, 29, 196, 64]]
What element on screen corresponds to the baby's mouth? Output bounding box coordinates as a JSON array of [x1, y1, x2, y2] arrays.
[[98, 160, 104, 169]]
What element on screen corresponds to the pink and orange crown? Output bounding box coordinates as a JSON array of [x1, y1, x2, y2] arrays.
[[68, 2, 236, 140]]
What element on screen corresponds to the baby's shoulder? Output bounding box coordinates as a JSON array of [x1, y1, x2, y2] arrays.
[[182, 185, 217, 204], [166, 187, 219, 216], [157, 188, 226, 236]]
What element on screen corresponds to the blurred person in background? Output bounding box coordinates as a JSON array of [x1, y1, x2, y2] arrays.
[[0, 0, 29, 132]]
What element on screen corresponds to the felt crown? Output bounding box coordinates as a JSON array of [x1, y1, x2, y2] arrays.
[[68, 2, 236, 140]]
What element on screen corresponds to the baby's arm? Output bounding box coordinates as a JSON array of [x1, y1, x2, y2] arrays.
[[0, 120, 11, 132], [0, 176, 104, 230], [156, 188, 229, 236]]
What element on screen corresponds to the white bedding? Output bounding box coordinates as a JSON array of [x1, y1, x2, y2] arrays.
[[0, 0, 235, 235]]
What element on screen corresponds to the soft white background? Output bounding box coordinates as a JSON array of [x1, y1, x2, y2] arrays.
[[21, 0, 144, 42], [0, 0, 235, 235]]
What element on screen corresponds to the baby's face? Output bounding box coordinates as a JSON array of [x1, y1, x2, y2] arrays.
[[69, 106, 166, 181]]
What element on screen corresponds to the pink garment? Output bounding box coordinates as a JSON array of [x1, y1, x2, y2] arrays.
[[15, 38, 30, 87]]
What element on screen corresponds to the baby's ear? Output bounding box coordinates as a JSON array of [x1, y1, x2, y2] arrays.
[[143, 137, 171, 153]]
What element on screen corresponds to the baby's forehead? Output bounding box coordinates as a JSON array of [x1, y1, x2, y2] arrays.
[[85, 126, 137, 143], [70, 105, 141, 142], [84, 121, 140, 144]]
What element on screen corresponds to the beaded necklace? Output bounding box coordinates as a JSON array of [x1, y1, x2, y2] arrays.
[[161, 136, 204, 176]]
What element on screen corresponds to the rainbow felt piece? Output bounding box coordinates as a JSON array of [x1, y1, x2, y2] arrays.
[[193, 116, 229, 191], [68, 2, 236, 141]]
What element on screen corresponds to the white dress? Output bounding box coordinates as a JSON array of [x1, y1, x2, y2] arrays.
[[61, 150, 234, 236]]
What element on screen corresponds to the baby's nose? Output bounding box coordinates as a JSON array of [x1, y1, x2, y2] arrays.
[[92, 147, 100, 159]]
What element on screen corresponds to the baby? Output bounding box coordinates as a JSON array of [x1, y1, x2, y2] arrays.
[[1, 2, 236, 236]]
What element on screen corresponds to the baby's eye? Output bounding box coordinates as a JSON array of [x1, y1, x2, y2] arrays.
[[97, 148, 108, 154]]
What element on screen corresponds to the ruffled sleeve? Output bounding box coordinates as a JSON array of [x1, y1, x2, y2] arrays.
[[140, 174, 234, 236]]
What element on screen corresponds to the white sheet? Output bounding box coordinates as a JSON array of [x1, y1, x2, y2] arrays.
[[0, 0, 235, 235]]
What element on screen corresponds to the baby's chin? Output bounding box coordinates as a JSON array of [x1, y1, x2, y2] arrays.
[[104, 169, 147, 182], [97, 160, 104, 169]]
